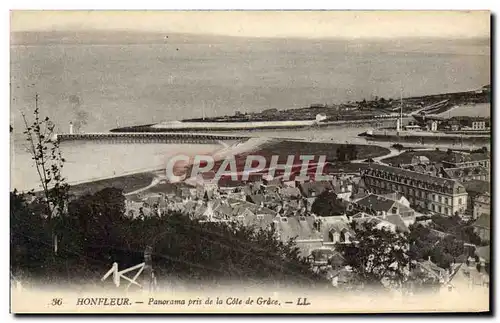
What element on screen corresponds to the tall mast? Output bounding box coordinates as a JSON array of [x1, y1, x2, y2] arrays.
[[400, 85, 403, 122], [202, 101, 206, 120]]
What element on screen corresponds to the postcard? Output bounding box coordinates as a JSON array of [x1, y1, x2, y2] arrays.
[[10, 10, 491, 314]]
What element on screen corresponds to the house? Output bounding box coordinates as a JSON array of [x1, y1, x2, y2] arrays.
[[354, 194, 415, 219], [308, 247, 336, 268], [196, 182, 219, 200], [327, 267, 361, 289], [446, 258, 489, 292], [331, 176, 354, 201], [472, 213, 490, 243], [380, 192, 411, 208], [213, 202, 234, 220], [318, 215, 355, 245], [474, 245, 490, 278], [272, 215, 322, 256], [192, 203, 208, 220], [473, 192, 490, 220], [362, 164, 468, 217], [442, 152, 490, 171], [463, 180, 490, 218], [411, 155, 430, 165], [262, 175, 283, 188], [280, 186, 302, 198], [235, 210, 275, 230], [298, 181, 333, 199], [351, 212, 409, 233]]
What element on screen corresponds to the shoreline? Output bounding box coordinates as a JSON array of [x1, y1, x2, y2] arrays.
[[109, 86, 490, 133]]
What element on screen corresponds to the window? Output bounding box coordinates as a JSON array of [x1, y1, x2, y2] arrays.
[[391, 207, 397, 214], [433, 194, 436, 201], [445, 197, 449, 205], [445, 208, 449, 215], [438, 196, 442, 203], [329, 231, 340, 243], [459, 198, 462, 205], [432, 204, 435, 211], [438, 206, 442, 213]]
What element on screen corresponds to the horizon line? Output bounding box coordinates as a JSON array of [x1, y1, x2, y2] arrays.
[[10, 29, 491, 41]]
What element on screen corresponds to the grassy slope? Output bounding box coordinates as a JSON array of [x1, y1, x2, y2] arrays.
[[67, 141, 389, 196]]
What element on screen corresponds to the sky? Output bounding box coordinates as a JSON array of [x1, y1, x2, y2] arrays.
[[10, 10, 490, 39]]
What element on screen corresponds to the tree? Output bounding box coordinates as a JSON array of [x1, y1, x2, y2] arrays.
[[10, 190, 52, 275], [311, 191, 346, 216], [392, 143, 404, 151], [349, 145, 359, 160], [336, 145, 347, 162], [21, 94, 70, 256], [336, 221, 411, 289], [67, 187, 126, 260], [21, 94, 69, 220], [144, 214, 326, 288], [13, 184, 327, 288], [408, 223, 468, 270]]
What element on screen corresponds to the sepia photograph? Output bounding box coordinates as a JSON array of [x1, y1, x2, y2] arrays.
[[9, 10, 491, 314]]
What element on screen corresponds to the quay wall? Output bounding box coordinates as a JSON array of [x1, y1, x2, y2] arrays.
[[111, 117, 410, 133], [367, 131, 490, 145]]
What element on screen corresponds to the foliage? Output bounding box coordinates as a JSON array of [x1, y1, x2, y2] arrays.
[[430, 214, 482, 245], [336, 221, 411, 289], [21, 94, 69, 220], [10, 190, 53, 275], [336, 144, 359, 162], [11, 188, 325, 288], [392, 143, 404, 151], [311, 190, 347, 216], [408, 222, 471, 270]]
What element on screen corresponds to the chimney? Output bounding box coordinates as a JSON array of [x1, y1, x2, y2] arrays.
[[69, 122, 74, 134]]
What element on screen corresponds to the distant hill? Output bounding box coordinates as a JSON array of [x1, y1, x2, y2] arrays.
[[10, 30, 240, 45], [10, 30, 490, 49]]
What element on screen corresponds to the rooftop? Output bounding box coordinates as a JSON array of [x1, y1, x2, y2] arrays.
[[298, 181, 334, 198], [355, 194, 396, 213], [364, 163, 466, 192], [277, 216, 320, 241], [442, 166, 488, 180]]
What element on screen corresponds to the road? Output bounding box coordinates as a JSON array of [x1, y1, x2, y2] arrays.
[[124, 177, 161, 196]]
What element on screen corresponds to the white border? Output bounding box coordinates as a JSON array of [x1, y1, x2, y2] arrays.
[[2, 1, 497, 322]]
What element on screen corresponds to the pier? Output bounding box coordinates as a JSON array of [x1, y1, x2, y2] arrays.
[[56, 132, 253, 144]]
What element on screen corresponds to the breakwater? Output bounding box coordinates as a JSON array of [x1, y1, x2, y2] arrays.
[[110, 117, 409, 133], [367, 130, 490, 145]]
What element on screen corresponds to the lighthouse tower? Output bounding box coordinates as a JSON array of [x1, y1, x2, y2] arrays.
[[69, 122, 74, 134]]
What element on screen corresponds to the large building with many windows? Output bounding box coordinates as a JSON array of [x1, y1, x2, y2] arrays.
[[362, 164, 468, 217]]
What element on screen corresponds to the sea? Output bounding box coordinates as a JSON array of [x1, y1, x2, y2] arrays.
[[10, 35, 491, 191]]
